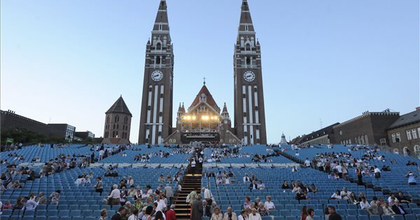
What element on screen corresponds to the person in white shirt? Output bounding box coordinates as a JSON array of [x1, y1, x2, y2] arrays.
[[24, 194, 39, 211], [304, 158, 311, 167], [99, 150, 104, 160], [202, 187, 213, 201], [155, 195, 166, 212], [248, 208, 262, 220], [243, 174, 250, 183], [388, 195, 398, 207], [238, 210, 248, 220], [359, 197, 370, 210], [108, 184, 121, 205], [340, 187, 351, 200], [74, 176, 84, 186], [330, 190, 342, 200], [335, 164, 343, 178], [264, 196, 275, 210], [374, 166, 381, 179]]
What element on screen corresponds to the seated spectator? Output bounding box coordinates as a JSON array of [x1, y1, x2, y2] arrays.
[[392, 201, 406, 215], [264, 196, 275, 210], [281, 180, 290, 189], [310, 184, 318, 193], [238, 210, 247, 220], [249, 180, 258, 191], [387, 194, 398, 206], [243, 174, 251, 183], [49, 190, 61, 205], [13, 197, 24, 209], [296, 189, 307, 201], [249, 208, 262, 220], [359, 197, 370, 210], [243, 196, 252, 209], [2, 200, 12, 210], [211, 206, 223, 220], [405, 171, 417, 185], [348, 192, 358, 204], [380, 201, 395, 216], [257, 180, 265, 190], [330, 190, 342, 200], [257, 202, 269, 216], [340, 187, 350, 200], [36, 192, 47, 205], [396, 192, 411, 203], [224, 207, 238, 220], [368, 197, 380, 215]]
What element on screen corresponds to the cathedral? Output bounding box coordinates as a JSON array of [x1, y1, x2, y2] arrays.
[[138, 0, 267, 145]]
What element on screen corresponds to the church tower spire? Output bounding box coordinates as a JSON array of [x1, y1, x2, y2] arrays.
[[233, 0, 267, 145], [138, 0, 174, 145]]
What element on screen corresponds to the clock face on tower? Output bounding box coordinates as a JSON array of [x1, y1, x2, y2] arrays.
[[243, 71, 256, 82], [151, 70, 164, 82]]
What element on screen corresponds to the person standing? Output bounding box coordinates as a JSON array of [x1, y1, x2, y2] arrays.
[[165, 205, 177, 220], [95, 177, 104, 196], [191, 195, 203, 220], [327, 206, 342, 220], [306, 209, 315, 220], [165, 184, 174, 205], [99, 209, 108, 220], [111, 207, 127, 220]]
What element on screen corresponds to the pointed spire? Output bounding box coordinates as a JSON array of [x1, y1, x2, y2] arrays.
[[153, 0, 169, 32], [222, 102, 229, 113], [106, 96, 132, 116], [177, 103, 182, 112], [238, 0, 255, 32]]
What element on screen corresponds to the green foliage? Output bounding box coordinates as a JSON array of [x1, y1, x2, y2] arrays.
[[1, 128, 47, 145]]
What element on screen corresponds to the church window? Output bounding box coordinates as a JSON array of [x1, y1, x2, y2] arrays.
[[156, 42, 162, 50], [113, 124, 116, 129], [112, 131, 115, 137], [156, 56, 161, 64], [246, 57, 251, 65], [115, 115, 119, 123], [124, 116, 128, 124], [246, 43, 251, 51]]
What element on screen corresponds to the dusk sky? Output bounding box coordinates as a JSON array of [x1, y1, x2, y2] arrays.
[[2, 0, 419, 143]]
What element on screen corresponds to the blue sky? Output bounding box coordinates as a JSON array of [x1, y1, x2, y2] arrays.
[[2, 0, 419, 143]]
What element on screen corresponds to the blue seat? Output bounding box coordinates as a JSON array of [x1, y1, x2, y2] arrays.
[[369, 215, 380, 220], [393, 215, 404, 220], [404, 214, 416, 220], [262, 217, 272, 220], [358, 215, 369, 220], [381, 216, 393, 220], [347, 216, 357, 220]]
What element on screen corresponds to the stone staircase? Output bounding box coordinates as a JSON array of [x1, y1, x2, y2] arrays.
[[173, 162, 202, 219]]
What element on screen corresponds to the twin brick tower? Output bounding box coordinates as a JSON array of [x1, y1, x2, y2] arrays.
[[105, 0, 267, 145]]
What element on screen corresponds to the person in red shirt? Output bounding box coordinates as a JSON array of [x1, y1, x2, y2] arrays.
[[166, 204, 177, 220]]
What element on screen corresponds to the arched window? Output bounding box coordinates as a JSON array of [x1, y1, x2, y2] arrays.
[[245, 43, 251, 51], [156, 56, 161, 64], [403, 147, 411, 156], [414, 145, 420, 159], [156, 42, 162, 50], [115, 115, 119, 123], [246, 57, 251, 65]]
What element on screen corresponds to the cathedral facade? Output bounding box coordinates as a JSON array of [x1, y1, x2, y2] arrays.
[[138, 0, 267, 145]]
